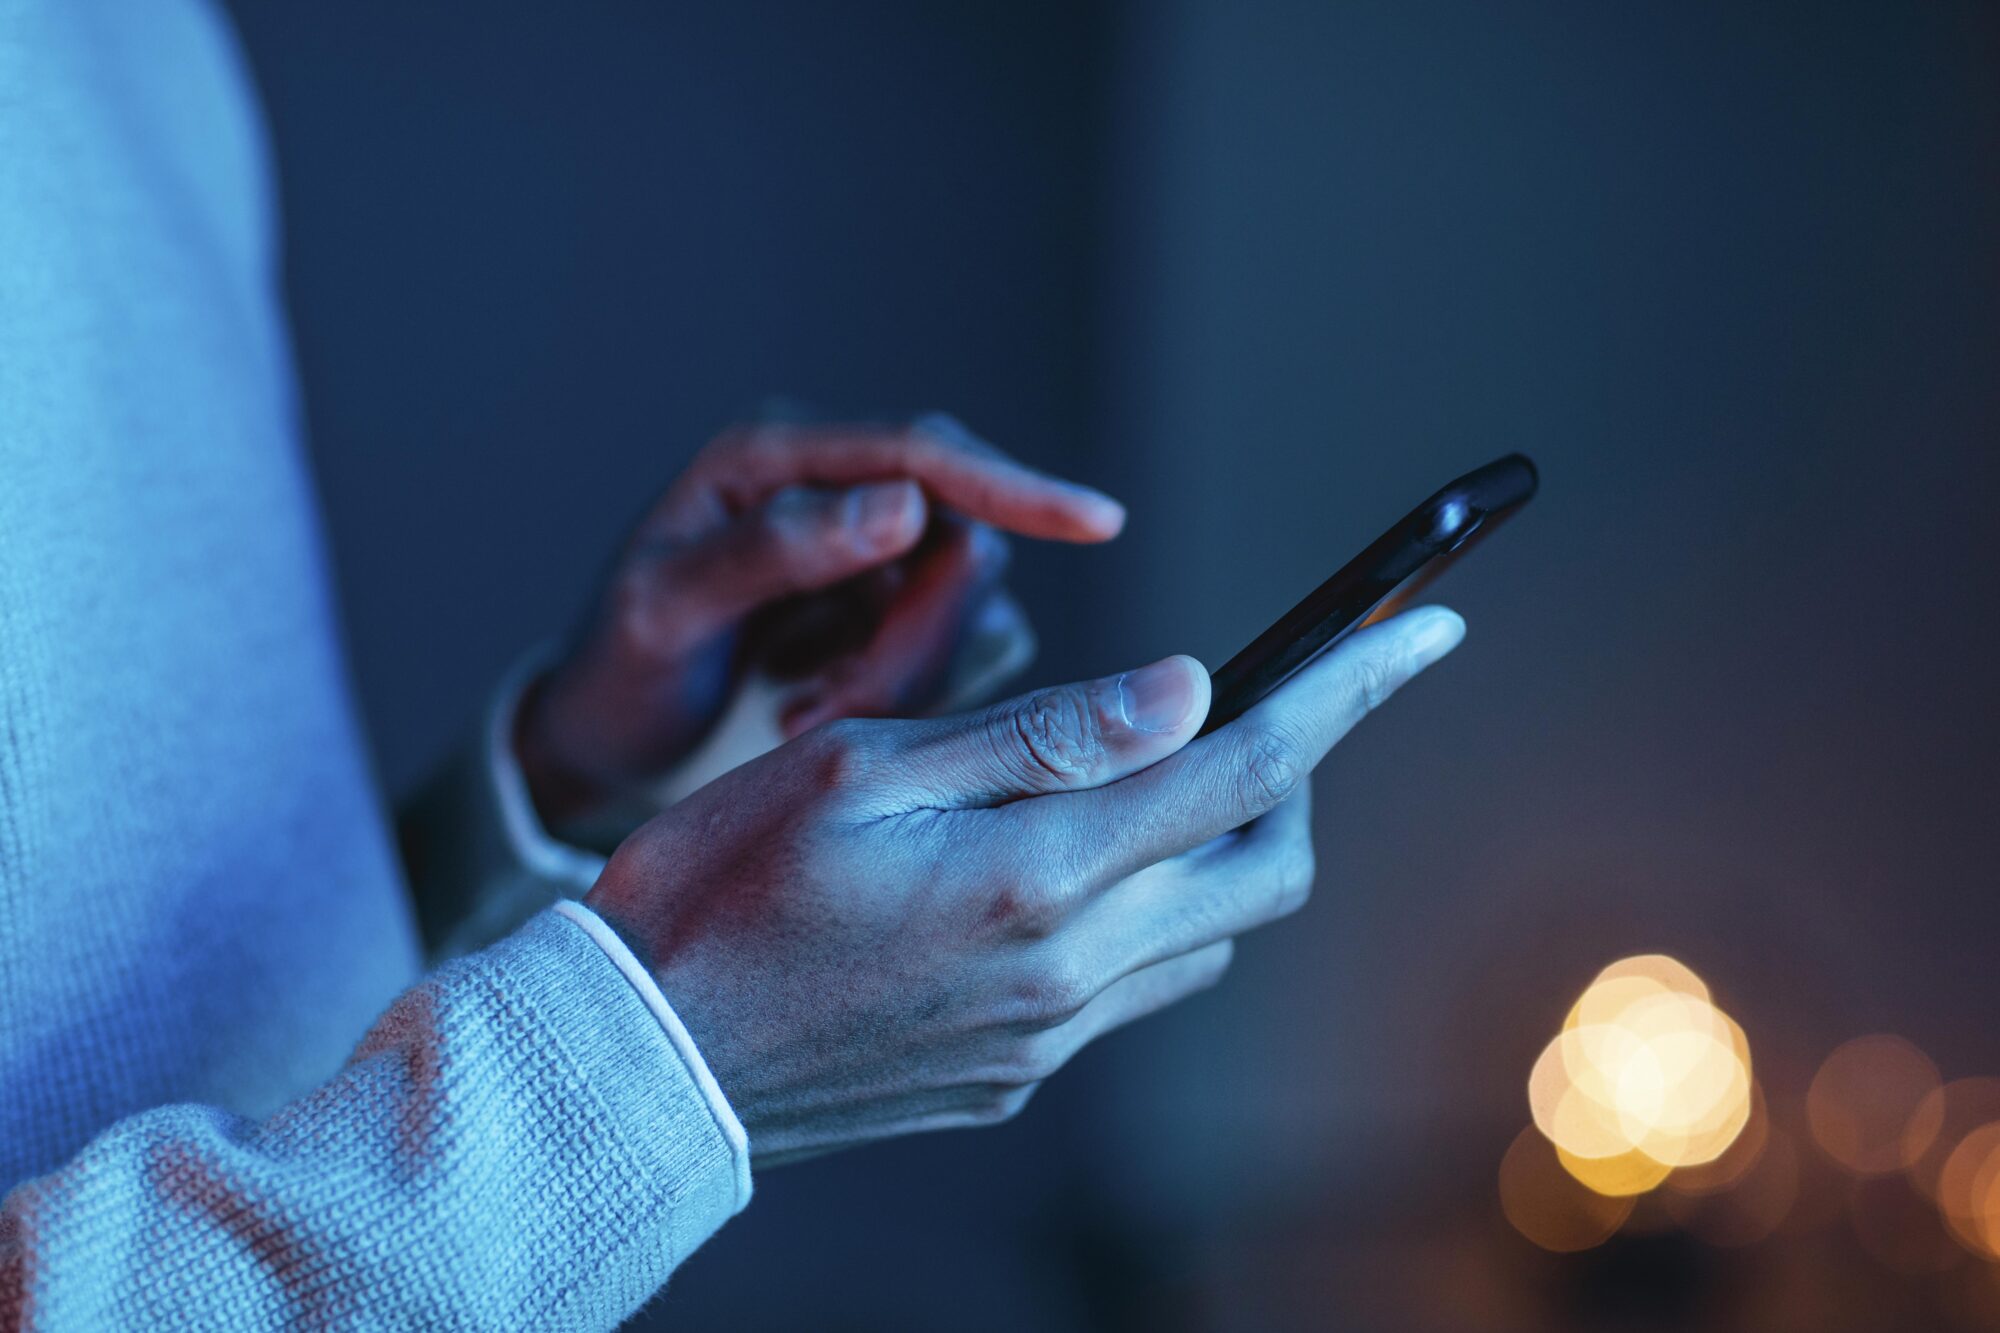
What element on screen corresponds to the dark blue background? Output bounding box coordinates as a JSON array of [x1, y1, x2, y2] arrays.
[[223, 2, 2000, 1327]]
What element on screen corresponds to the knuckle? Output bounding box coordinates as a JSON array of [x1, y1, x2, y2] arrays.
[[1006, 688, 1105, 789], [1352, 648, 1407, 713], [909, 412, 995, 460], [1240, 725, 1306, 809], [1194, 941, 1237, 992], [1008, 958, 1096, 1029], [996, 1083, 1040, 1120], [755, 491, 817, 553], [893, 421, 943, 461], [1000, 1036, 1069, 1086], [612, 565, 680, 655], [911, 412, 1011, 467], [910, 411, 966, 442], [968, 1081, 1040, 1126], [1273, 842, 1317, 915], [984, 880, 1065, 941], [802, 718, 877, 793]]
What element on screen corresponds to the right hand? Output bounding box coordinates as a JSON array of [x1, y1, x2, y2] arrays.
[[586, 606, 1467, 1165], [514, 414, 1120, 825]]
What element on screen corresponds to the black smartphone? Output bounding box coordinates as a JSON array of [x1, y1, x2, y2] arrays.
[[1199, 454, 1538, 736]]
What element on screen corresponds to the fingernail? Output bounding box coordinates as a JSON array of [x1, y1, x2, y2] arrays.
[[1407, 609, 1467, 665], [850, 482, 920, 548], [1067, 484, 1126, 533], [1116, 657, 1198, 733]]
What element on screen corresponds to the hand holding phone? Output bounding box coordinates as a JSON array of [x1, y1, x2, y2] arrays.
[[1201, 455, 1537, 735]]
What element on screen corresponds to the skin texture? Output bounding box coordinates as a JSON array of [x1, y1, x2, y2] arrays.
[[586, 607, 1466, 1165], [515, 415, 1124, 824]]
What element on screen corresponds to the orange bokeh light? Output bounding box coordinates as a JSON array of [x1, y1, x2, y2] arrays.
[[1669, 1081, 1772, 1196], [1938, 1122, 2000, 1259], [1500, 1125, 1635, 1252], [1908, 1078, 2000, 1205], [1806, 1035, 1943, 1176], [1527, 955, 1753, 1193]]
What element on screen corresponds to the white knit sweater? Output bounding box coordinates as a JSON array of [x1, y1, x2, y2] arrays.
[[0, 2, 747, 1326]]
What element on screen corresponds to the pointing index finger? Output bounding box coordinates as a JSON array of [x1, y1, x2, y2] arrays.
[[680, 419, 1126, 544]]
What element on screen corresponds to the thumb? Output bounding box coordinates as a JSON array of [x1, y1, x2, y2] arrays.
[[883, 655, 1211, 809]]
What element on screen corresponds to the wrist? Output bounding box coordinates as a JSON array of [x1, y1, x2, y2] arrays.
[[578, 879, 655, 975], [512, 674, 619, 827], [582, 867, 753, 1118], [547, 900, 754, 1211]]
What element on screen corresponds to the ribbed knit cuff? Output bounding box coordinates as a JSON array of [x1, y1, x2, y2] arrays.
[[552, 899, 753, 1210], [484, 910, 751, 1289], [483, 649, 610, 891]]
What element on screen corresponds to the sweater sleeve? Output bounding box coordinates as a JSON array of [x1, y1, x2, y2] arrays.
[[0, 907, 750, 1331], [399, 652, 611, 964]]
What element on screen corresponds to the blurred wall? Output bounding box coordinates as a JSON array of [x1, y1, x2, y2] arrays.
[[224, 0, 1116, 795], [1094, 0, 2000, 1248]]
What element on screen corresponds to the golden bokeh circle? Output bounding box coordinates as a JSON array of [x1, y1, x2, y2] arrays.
[[1527, 955, 1754, 1191], [1907, 1078, 2000, 1204], [1938, 1121, 2000, 1259], [1500, 1125, 1636, 1252]]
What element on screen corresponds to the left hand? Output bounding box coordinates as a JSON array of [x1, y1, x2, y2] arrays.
[[513, 415, 1124, 824], [583, 607, 1464, 1164]]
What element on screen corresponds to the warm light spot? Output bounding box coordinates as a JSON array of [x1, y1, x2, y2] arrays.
[[1526, 955, 1753, 1192], [1665, 1056, 1755, 1168], [1938, 1122, 2000, 1259], [1565, 975, 1680, 1034], [1806, 1035, 1943, 1175], [1907, 1078, 2000, 1204], [1499, 1125, 1634, 1252], [1670, 1082, 1771, 1196], [1531, 1026, 1650, 1160], [1556, 1145, 1673, 1197], [1589, 954, 1711, 1005]]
